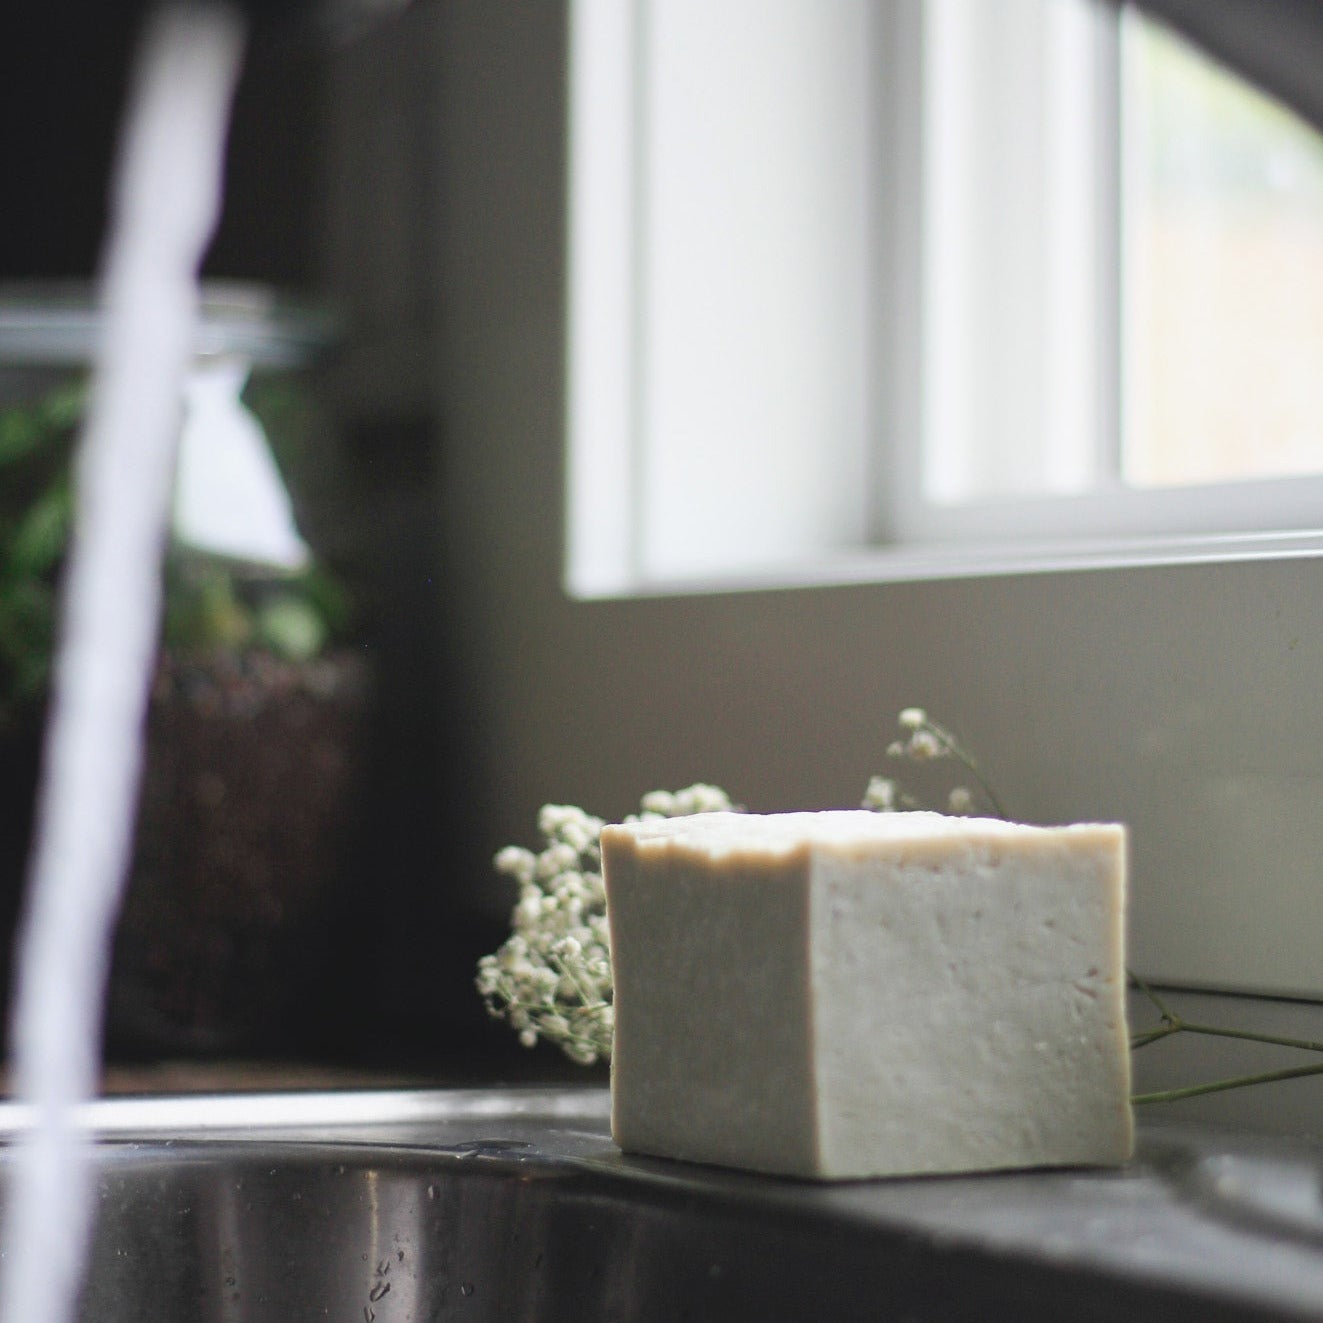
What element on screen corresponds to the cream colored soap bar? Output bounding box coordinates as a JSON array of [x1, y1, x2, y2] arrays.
[[601, 810, 1131, 1179]]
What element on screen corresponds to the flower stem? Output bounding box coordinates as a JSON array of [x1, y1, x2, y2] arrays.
[[1127, 969, 1323, 1056], [1141, 1019, 1323, 1055], [1130, 1023, 1182, 1051], [1133, 1060, 1323, 1105], [1127, 972, 1323, 1101], [927, 719, 1011, 820], [549, 951, 602, 1009], [1128, 968, 1176, 1021], [1183, 1020, 1323, 1052]]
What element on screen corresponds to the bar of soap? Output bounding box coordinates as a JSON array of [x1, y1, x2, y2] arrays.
[[601, 810, 1131, 1179]]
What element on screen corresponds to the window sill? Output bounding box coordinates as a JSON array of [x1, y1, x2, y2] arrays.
[[571, 528, 1323, 603]]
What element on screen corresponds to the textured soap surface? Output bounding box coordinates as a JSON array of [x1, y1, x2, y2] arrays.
[[601, 810, 1132, 1179]]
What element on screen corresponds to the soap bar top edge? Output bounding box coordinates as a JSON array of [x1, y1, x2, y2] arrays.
[[602, 810, 1126, 862]]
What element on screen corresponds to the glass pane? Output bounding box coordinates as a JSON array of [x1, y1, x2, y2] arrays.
[[920, 0, 1107, 509], [1123, 15, 1323, 488]]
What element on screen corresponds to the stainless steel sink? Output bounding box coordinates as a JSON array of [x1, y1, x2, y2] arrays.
[[2, 1087, 1323, 1321]]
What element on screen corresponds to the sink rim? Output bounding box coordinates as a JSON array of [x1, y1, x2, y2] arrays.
[[1, 1087, 1323, 1319], [0, 1083, 612, 1139]]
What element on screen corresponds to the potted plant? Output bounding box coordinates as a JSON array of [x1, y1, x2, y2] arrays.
[[0, 360, 370, 1059]]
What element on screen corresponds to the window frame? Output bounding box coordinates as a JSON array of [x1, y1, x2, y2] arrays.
[[568, 0, 1323, 596]]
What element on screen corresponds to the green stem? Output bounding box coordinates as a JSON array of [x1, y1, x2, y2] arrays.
[[1133, 1060, 1323, 1105], [549, 951, 601, 1009], [1125, 972, 1323, 1054], [1130, 1023, 1182, 1050], [928, 720, 1011, 820], [1128, 969, 1176, 1021], [1160, 1020, 1323, 1055]]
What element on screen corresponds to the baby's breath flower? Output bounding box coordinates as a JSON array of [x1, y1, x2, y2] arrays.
[[880, 705, 1010, 820], [861, 775, 898, 812], [563, 1040, 600, 1067], [493, 846, 536, 886], [559, 820, 594, 854], [906, 729, 943, 761], [536, 841, 579, 879], [674, 783, 735, 815], [478, 783, 738, 1064], [639, 790, 676, 816], [629, 783, 734, 821]]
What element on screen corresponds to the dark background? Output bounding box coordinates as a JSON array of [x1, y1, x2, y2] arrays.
[[0, 0, 553, 1082]]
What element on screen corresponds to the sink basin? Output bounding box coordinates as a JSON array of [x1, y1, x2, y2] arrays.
[[1, 1088, 1323, 1321]]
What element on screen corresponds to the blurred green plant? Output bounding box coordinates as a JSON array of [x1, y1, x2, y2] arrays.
[[0, 383, 81, 725], [0, 378, 352, 732]]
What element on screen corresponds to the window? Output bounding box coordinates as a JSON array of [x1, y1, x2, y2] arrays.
[[1124, 17, 1323, 490], [567, 0, 1323, 593], [566, 0, 876, 593]]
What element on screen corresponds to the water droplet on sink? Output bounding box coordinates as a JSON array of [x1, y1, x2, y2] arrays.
[[461, 1283, 475, 1298], [426, 1184, 438, 1200]]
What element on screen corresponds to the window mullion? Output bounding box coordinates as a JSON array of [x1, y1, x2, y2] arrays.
[[1094, 1, 1125, 487], [870, 0, 926, 546]]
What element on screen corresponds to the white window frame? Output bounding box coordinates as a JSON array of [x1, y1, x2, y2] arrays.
[[894, 0, 1323, 549], [566, 0, 878, 595], [567, 0, 1323, 596]]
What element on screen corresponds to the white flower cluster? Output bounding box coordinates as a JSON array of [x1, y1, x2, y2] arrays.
[[633, 783, 734, 819], [885, 706, 947, 762], [860, 774, 898, 812], [476, 785, 736, 1065], [871, 706, 992, 818], [477, 713, 1008, 1066]]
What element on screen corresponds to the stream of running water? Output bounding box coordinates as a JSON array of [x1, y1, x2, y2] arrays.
[[0, 9, 247, 1321]]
